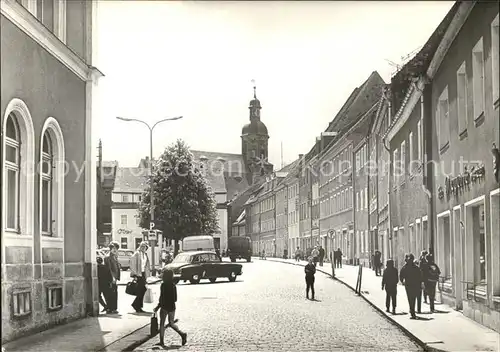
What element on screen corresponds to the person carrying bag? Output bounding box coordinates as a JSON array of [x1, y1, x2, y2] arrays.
[[129, 241, 151, 313]]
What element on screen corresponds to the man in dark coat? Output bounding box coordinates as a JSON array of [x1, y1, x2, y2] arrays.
[[374, 250, 382, 276], [97, 256, 111, 312], [104, 241, 121, 314], [399, 253, 423, 319], [335, 248, 343, 268], [381, 259, 398, 314], [318, 246, 325, 267]]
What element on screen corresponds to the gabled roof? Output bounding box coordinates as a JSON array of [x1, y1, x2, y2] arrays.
[[303, 71, 386, 162], [390, 2, 460, 114], [190, 150, 249, 195], [113, 167, 148, 193]]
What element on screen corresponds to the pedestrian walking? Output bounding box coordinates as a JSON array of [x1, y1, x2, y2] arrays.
[[311, 247, 319, 267], [104, 241, 120, 314], [97, 256, 111, 313], [418, 250, 429, 303], [335, 248, 343, 268], [304, 257, 316, 300], [399, 253, 423, 319], [215, 248, 221, 261], [318, 246, 325, 267], [423, 254, 441, 312], [381, 259, 398, 314], [295, 247, 301, 262], [374, 250, 382, 276], [130, 241, 151, 313], [153, 269, 187, 347]]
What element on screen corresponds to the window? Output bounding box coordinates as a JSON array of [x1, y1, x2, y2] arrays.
[[417, 119, 422, 161], [41, 132, 53, 235], [393, 148, 399, 185], [457, 61, 468, 135], [47, 286, 62, 310], [472, 38, 485, 119], [437, 87, 450, 151], [4, 114, 20, 231], [492, 15, 500, 106], [409, 132, 413, 164], [136, 215, 141, 225], [400, 141, 406, 178], [121, 237, 128, 249], [12, 290, 31, 317], [365, 187, 368, 209], [360, 189, 363, 210], [122, 194, 129, 202], [121, 215, 127, 225]]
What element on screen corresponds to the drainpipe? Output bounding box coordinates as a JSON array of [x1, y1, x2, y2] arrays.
[[422, 85, 435, 255]]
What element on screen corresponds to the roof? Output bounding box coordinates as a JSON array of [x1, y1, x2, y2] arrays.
[[102, 161, 118, 168], [304, 71, 386, 162], [232, 210, 246, 226], [242, 120, 268, 136], [390, 2, 460, 114], [190, 150, 249, 195], [113, 167, 148, 193]]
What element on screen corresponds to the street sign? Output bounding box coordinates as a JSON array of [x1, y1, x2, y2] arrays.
[[149, 222, 155, 230], [328, 230, 335, 236], [148, 230, 157, 240]]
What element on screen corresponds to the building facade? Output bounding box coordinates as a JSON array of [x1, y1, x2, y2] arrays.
[[428, 2, 499, 332], [354, 140, 370, 266], [275, 176, 288, 257], [1, 0, 101, 342], [287, 174, 300, 253]]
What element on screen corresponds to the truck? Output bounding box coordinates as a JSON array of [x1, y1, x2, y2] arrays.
[[181, 235, 215, 252], [227, 236, 252, 262]]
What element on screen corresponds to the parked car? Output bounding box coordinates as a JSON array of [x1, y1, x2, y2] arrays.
[[164, 251, 242, 284], [100, 248, 134, 270], [227, 236, 252, 262]]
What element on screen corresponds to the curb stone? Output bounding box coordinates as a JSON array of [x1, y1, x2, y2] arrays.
[[263, 257, 445, 352], [98, 325, 152, 352]]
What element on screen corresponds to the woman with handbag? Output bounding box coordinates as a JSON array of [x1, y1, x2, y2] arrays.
[[153, 269, 187, 347], [129, 241, 151, 313]]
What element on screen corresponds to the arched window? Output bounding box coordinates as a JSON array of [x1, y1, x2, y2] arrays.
[[2, 98, 35, 238], [4, 113, 21, 231], [41, 132, 53, 235], [39, 117, 65, 239]]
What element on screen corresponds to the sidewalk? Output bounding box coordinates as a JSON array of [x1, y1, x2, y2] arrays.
[[1, 285, 161, 352], [262, 256, 500, 352]]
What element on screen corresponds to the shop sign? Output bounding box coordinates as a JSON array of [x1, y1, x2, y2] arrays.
[[438, 164, 485, 201]]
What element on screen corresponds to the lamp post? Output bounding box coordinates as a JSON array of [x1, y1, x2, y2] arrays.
[[116, 115, 183, 276]]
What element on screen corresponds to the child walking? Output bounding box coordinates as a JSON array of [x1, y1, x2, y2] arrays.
[[153, 269, 187, 347], [304, 257, 316, 300]]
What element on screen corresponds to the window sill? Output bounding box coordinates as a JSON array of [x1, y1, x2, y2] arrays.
[[459, 129, 468, 141], [440, 142, 450, 155], [474, 112, 485, 127], [12, 312, 32, 319], [47, 305, 63, 313]]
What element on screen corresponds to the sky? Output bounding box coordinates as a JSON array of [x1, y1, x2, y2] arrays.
[[95, 0, 455, 168]]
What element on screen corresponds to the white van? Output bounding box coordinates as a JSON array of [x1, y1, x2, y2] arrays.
[[181, 235, 215, 252]]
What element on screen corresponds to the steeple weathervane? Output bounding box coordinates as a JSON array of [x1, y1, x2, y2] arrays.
[[251, 79, 257, 99]]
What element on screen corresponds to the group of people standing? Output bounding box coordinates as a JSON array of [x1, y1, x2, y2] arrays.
[[382, 250, 441, 319], [97, 241, 152, 314]]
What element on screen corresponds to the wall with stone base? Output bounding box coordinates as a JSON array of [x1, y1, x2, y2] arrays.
[[463, 299, 500, 333]]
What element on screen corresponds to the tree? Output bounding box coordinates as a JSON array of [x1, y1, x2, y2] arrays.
[[138, 139, 219, 255]]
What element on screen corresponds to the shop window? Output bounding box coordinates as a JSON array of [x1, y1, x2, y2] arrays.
[[47, 286, 62, 311], [12, 289, 31, 317]]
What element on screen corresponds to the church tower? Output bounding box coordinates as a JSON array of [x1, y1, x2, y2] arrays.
[[241, 80, 273, 184]]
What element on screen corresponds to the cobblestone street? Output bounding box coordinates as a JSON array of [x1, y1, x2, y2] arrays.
[[135, 259, 421, 351]]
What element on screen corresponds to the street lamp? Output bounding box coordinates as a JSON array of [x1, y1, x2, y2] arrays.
[[116, 115, 183, 276]]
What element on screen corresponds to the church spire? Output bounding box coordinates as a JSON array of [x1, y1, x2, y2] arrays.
[[252, 79, 257, 99]]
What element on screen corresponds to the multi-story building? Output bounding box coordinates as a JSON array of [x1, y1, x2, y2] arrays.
[[385, 3, 461, 270], [429, 2, 498, 332], [298, 155, 312, 250], [354, 139, 371, 266], [111, 167, 148, 250], [1, 0, 102, 342], [96, 141, 118, 248], [370, 87, 393, 265], [287, 169, 300, 252], [318, 72, 386, 265]]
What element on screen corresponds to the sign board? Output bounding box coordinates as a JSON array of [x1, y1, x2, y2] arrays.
[[149, 222, 155, 230], [148, 230, 157, 240], [328, 230, 335, 236]]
